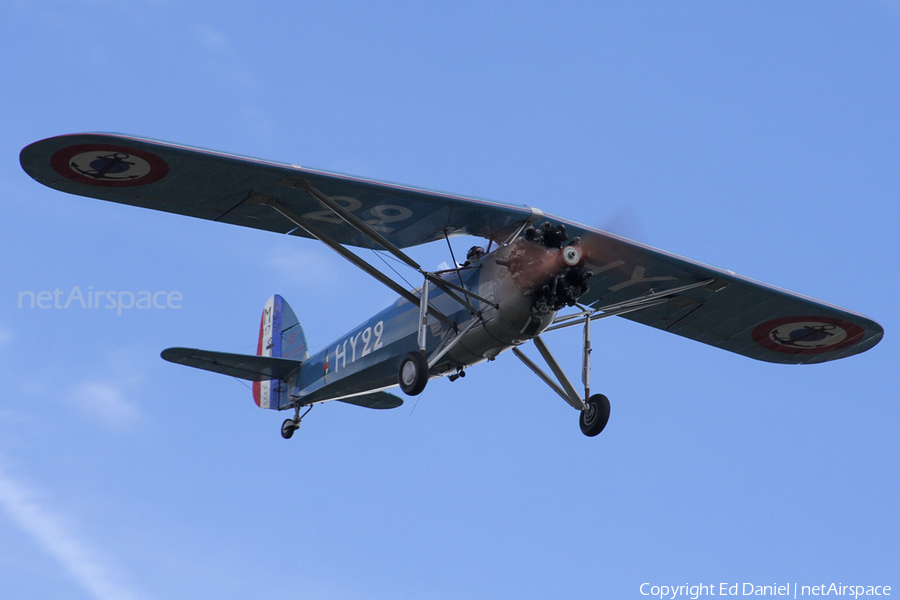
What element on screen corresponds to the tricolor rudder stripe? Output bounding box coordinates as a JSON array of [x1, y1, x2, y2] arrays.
[[252, 295, 307, 409], [253, 295, 282, 408]]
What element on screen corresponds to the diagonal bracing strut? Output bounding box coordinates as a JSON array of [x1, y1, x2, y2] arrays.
[[512, 336, 587, 411], [295, 180, 497, 314], [515, 279, 722, 412], [256, 196, 458, 329], [543, 278, 718, 333], [256, 183, 505, 351]]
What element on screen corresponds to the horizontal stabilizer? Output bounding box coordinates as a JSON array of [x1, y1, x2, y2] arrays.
[[161, 347, 301, 381], [337, 391, 404, 410]]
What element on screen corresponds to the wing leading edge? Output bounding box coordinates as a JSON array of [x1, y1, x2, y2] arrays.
[[19, 133, 535, 249], [22, 134, 882, 365]]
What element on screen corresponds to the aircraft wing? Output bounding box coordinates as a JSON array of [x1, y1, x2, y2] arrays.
[[551, 217, 883, 365], [22, 134, 882, 365], [20, 133, 534, 249]]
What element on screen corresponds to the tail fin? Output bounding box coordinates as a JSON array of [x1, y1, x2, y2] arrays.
[[253, 295, 308, 408]]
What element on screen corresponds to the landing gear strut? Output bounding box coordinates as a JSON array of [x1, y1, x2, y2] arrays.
[[512, 311, 613, 437], [398, 276, 433, 397]]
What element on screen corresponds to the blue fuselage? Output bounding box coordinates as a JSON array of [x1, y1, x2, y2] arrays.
[[286, 244, 557, 408]]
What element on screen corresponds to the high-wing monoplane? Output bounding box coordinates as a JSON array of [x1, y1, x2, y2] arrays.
[[20, 134, 884, 438]]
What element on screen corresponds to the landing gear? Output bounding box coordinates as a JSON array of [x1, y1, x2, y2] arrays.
[[448, 367, 466, 382], [281, 418, 299, 439], [512, 309, 613, 437], [280, 405, 312, 440], [399, 351, 429, 395], [579, 394, 610, 437]]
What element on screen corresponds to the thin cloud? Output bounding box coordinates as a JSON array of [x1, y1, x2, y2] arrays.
[[190, 24, 272, 134], [69, 381, 142, 429], [265, 242, 343, 287], [196, 24, 230, 53], [192, 24, 256, 87], [0, 463, 146, 600]]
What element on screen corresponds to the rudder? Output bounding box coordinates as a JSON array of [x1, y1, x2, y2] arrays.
[[253, 294, 308, 409]]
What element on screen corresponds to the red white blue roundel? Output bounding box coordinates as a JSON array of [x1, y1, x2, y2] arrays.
[[752, 316, 864, 354], [51, 144, 169, 187]]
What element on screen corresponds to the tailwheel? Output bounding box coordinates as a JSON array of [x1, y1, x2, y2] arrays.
[[281, 418, 299, 439], [579, 394, 610, 437], [281, 405, 311, 440], [448, 367, 466, 382], [399, 351, 429, 395]]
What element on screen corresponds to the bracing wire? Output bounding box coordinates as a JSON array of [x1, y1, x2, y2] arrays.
[[369, 248, 417, 291], [233, 377, 253, 391]]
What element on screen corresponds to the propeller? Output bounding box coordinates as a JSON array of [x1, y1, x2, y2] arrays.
[[497, 210, 653, 315], [597, 203, 650, 245], [497, 223, 594, 314]]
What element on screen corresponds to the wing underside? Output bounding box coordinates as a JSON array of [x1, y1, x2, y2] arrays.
[[22, 133, 882, 365], [19, 133, 534, 250], [554, 224, 883, 364]]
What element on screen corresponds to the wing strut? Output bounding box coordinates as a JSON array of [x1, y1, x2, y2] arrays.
[[261, 182, 510, 351], [294, 180, 499, 316], [544, 278, 718, 332], [296, 179, 423, 271], [255, 196, 458, 329]]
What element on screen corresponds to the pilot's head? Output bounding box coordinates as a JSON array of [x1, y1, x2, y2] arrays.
[[466, 246, 485, 263]]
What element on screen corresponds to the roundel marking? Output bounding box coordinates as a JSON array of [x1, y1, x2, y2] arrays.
[[752, 316, 865, 355], [50, 144, 169, 187]]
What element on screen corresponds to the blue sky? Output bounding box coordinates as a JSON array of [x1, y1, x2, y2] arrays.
[[1, 2, 897, 599]]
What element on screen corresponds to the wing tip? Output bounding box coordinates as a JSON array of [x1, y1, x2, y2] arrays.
[[160, 347, 195, 364]]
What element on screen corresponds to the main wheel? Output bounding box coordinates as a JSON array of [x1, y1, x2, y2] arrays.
[[281, 418, 298, 439], [398, 351, 429, 396], [579, 394, 610, 437]]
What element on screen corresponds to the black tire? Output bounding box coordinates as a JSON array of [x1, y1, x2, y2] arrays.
[[398, 351, 429, 396], [579, 394, 610, 437], [281, 419, 297, 439]]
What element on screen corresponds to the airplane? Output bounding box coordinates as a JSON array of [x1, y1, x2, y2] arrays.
[[20, 133, 884, 439]]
